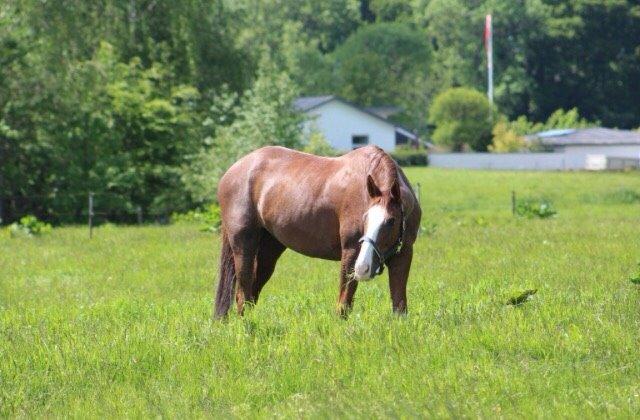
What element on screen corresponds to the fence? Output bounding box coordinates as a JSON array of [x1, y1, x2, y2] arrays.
[[428, 152, 586, 171], [3, 183, 427, 238], [0, 191, 174, 230], [606, 156, 640, 170]]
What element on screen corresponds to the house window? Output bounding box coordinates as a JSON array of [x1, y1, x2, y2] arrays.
[[352, 135, 369, 149]]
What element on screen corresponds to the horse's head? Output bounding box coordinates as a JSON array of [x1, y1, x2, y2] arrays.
[[354, 174, 404, 280]]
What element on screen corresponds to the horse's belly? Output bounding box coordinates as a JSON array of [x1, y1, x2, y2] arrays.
[[258, 201, 341, 261]]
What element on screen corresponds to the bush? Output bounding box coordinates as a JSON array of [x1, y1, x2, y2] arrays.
[[9, 215, 52, 237], [489, 120, 527, 153], [390, 148, 428, 166], [171, 203, 221, 232], [303, 130, 338, 156], [515, 198, 557, 219], [428, 87, 494, 151]]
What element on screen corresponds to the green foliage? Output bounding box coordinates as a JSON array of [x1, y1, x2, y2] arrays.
[[171, 203, 221, 233], [497, 108, 596, 151], [489, 120, 527, 153], [429, 88, 494, 151], [544, 108, 595, 130], [1, 0, 640, 225], [183, 59, 304, 203], [9, 215, 52, 237], [389, 147, 429, 166], [515, 197, 557, 219], [302, 130, 338, 156], [331, 22, 431, 129]]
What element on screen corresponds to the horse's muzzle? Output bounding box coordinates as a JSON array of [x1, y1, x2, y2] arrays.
[[354, 263, 371, 280], [354, 260, 383, 281]]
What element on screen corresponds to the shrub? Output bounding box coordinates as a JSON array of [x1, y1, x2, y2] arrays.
[[303, 130, 338, 156], [428, 87, 494, 151], [515, 198, 557, 219], [390, 148, 428, 166], [489, 120, 526, 152], [9, 215, 52, 237], [171, 203, 221, 232]]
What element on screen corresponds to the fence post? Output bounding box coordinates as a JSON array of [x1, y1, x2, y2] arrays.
[[511, 190, 516, 215], [414, 183, 422, 236], [88, 192, 94, 238], [136, 206, 143, 225]]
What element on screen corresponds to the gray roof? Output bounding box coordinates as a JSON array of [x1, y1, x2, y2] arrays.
[[530, 127, 640, 146], [293, 95, 335, 112], [294, 95, 418, 140], [365, 105, 402, 119]]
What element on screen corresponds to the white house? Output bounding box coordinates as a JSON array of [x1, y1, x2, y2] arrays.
[[294, 96, 418, 152]]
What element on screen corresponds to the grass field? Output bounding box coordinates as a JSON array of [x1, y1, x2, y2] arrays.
[[2, 168, 640, 417]]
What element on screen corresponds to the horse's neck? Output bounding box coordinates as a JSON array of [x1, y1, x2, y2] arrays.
[[368, 154, 397, 189]]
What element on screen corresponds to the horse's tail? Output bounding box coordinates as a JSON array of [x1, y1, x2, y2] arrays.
[[214, 230, 235, 319]]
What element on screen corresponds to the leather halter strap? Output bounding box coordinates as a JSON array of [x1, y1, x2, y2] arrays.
[[358, 205, 405, 276]]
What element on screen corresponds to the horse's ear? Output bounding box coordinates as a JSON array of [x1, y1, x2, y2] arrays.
[[391, 178, 401, 201], [367, 175, 382, 198]]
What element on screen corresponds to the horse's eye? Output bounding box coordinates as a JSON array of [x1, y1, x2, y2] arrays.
[[385, 218, 395, 227]]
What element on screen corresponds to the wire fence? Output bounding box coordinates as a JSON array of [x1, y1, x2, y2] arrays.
[[1, 183, 528, 239], [0, 186, 404, 238], [0, 190, 177, 229]]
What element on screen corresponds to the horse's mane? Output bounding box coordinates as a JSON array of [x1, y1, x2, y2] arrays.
[[365, 146, 398, 191]]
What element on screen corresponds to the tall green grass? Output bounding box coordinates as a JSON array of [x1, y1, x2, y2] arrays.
[[2, 169, 640, 417]]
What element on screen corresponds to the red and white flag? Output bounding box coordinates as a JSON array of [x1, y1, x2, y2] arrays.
[[484, 14, 492, 54]]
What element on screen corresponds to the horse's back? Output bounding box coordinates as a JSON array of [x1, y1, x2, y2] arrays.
[[218, 146, 338, 200], [218, 146, 346, 259]]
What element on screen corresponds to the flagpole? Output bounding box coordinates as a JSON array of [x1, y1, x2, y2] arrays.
[[485, 14, 494, 105]]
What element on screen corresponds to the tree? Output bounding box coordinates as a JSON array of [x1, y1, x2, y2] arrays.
[[542, 108, 594, 130], [331, 22, 431, 130], [428, 88, 494, 151], [183, 59, 305, 204]]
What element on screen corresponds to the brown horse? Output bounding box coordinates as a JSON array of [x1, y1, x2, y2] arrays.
[[214, 145, 421, 318]]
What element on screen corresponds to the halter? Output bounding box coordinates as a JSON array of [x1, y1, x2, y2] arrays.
[[358, 205, 405, 277]]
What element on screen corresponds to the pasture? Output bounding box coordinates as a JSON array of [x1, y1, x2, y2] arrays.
[[2, 168, 640, 417]]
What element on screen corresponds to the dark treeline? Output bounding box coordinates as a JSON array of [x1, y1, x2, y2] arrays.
[[1, 0, 639, 223]]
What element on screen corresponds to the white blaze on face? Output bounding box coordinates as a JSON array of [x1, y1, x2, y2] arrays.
[[354, 205, 387, 280]]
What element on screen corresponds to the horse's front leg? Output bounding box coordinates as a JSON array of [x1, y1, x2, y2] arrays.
[[337, 248, 359, 318], [387, 244, 413, 315]]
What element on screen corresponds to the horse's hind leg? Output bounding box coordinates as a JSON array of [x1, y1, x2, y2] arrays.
[[252, 230, 285, 303], [229, 227, 261, 315]]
